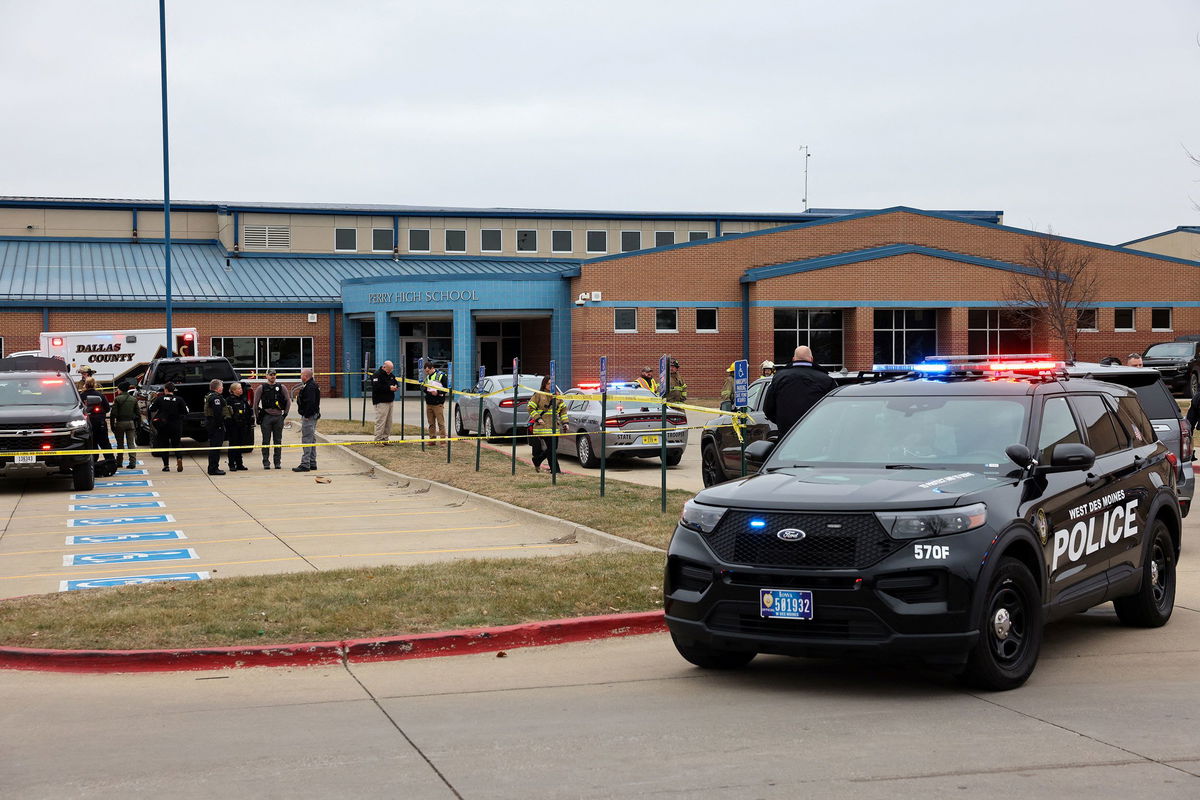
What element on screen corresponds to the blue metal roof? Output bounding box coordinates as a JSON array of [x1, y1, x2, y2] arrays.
[[0, 240, 578, 303]]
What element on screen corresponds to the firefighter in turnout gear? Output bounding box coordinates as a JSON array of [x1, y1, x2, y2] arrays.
[[528, 375, 568, 473], [664, 359, 688, 406], [203, 378, 230, 475]]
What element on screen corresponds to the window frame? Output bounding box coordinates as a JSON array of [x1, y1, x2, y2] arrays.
[[371, 228, 394, 252], [772, 308, 846, 370], [1151, 307, 1172, 332], [585, 230, 608, 254], [872, 308, 938, 365], [444, 229, 467, 253], [210, 336, 314, 374], [408, 229, 431, 253], [333, 227, 358, 252], [1113, 307, 1136, 331], [551, 230, 573, 253], [480, 229, 502, 253], [654, 308, 678, 333], [613, 308, 638, 334], [695, 308, 719, 333], [1075, 308, 1098, 332], [620, 230, 642, 253], [654, 231, 675, 248], [516, 229, 538, 253], [688, 231, 708, 242]]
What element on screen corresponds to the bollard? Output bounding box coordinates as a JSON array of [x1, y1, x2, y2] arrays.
[[475, 395, 483, 472]]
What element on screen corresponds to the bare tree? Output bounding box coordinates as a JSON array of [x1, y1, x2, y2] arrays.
[[1003, 231, 1100, 361]]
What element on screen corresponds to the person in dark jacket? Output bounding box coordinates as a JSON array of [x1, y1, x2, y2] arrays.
[[293, 368, 321, 472], [225, 382, 253, 471], [1187, 388, 1199, 432], [80, 377, 118, 477], [255, 370, 290, 469], [370, 360, 400, 442], [763, 345, 836, 436], [149, 382, 186, 472], [110, 381, 139, 469], [203, 378, 229, 476]]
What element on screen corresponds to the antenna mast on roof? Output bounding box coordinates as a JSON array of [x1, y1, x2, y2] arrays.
[[799, 145, 811, 210]]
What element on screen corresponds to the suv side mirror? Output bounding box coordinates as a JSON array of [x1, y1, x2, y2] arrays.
[[1005, 443, 1034, 469], [1043, 443, 1096, 473], [744, 439, 776, 469]]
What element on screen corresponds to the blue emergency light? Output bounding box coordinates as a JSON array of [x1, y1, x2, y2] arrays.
[[871, 363, 949, 374]]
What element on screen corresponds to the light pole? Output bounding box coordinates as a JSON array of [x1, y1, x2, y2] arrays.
[[159, 0, 173, 351], [799, 145, 811, 210]]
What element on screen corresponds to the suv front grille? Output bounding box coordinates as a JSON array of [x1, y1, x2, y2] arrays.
[[0, 433, 74, 452], [702, 510, 901, 569]]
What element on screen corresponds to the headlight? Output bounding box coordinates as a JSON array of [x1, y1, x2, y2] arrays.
[[680, 499, 727, 533], [877, 503, 987, 540], [67, 418, 89, 429]]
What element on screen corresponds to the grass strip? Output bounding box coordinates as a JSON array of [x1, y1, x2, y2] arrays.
[[0, 551, 666, 650]]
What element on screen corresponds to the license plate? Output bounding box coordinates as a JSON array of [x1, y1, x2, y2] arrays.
[[641, 435, 661, 445], [760, 589, 814, 620], [14, 455, 37, 464]]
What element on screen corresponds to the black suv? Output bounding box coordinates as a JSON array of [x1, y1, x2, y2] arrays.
[[666, 363, 1182, 690], [1141, 336, 1200, 397], [0, 356, 96, 491]]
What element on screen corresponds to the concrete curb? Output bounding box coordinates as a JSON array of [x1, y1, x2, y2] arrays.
[[0, 611, 667, 674], [319, 433, 664, 554]]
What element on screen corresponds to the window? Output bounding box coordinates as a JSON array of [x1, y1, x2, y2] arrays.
[[621, 231, 642, 252], [445, 229, 466, 253], [211, 337, 314, 374], [614, 308, 637, 333], [372, 228, 394, 252], [1076, 308, 1097, 332], [688, 231, 708, 242], [516, 229, 537, 252], [873, 309, 937, 364], [551, 230, 573, 253], [655, 308, 678, 332], [1037, 397, 1081, 462], [654, 231, 675, 248], [586, 230, 607, 253], [747, 380, 766, 411], [1115, 396, 1155, 446], [334, 228, 357, 251], [408, 229, 430, 252], [1114, 307, 1135, 331], [1072, 394, 1124, 455], [696, 308, 718, 333], [1151, 307, 1172, 331], [0, 337, 4, 357], [967, 309, 1031, 356], [480, 229, 502, 252], [242, 224, 290, 249], [773, 309, 845, 369]]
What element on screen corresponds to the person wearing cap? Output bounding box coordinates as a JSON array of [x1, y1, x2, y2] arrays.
[[761, 360, 776, 378], [664, 359, 688, 406], [110, 380, 139, 469], [75, 365, 96, 392], [719, 363, 736, 411], [423, 361, 449, 445], [1126, 352, 1144, 367], [255, 369, 289, 469], [637, 367, 659, 394]]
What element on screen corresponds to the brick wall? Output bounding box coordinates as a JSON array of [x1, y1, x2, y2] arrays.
[[0, 310, 46, 356]]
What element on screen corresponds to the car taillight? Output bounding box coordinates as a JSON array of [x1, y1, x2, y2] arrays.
[[667, 415, 687, 425], [1166, 452, 1179, 470], [1181, 420, 1193, 462], [499, 398, 515, 408], [41, 443, 52, 451], [92, 406, 103, 414], [604, 418, 626, 428]]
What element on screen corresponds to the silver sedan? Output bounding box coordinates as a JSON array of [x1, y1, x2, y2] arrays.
[[557, 386, 689, 467], [454, 374, 543, 442]]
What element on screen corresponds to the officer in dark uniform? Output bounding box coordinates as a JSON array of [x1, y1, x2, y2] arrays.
[[149, 381, 187, 472], [225, 382, 253, 472], [255, 370, 290, 469], [80, 377, 118, 477], [203, 378, 229, 476]]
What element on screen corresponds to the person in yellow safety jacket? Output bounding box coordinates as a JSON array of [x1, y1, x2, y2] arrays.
[[527, 375, 568, 473], [719, 362, 736, 411], [664, 359, 688, 405], [637, 366, 659, 394]]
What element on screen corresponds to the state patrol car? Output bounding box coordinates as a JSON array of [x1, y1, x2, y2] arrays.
[[664, 359, 1183, 690]]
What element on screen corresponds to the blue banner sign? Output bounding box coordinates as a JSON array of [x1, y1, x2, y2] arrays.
[[599, 356, 608, 392], [659, 355, 669, 397]]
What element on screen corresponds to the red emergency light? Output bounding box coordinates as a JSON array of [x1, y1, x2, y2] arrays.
[[41, 443, 52, 451], [41, 379, 65, 385], [183, 333, 194, 341], [51, 337, 64, 347], [984, 360, 1060, 372]]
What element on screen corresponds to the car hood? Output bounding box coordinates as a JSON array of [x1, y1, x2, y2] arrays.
[[0, 405, 85, 424], [695, 467, 1014, 511], [1142, 358, 1190, 368]]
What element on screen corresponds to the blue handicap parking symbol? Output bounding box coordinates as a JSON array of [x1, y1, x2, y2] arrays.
[[60, 571, 209, 592], [94, 479, 152, 488], [70, 491, 160, 500], [69, 500, 166, 512], [116, 469, 149, 476], [63, 547, 197, 567], [65, 530, 186, 546], [67, 513, 175, 528]]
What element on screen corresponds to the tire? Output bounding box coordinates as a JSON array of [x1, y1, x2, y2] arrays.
[[664, 449, 684, 467], [959, 557, 1043, 691], [671, 633, 756, 670], [454, 406, 469, 437], [701, 440, 724, 487], [72, 460, 95, 491], [576, 431, 599, 468], [483, 412, 500, 444], [1189, 371, 1200, 399], [1113, 519, 1176, 628]]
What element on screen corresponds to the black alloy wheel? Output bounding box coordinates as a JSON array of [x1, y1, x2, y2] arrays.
[[1114, 519, 1176, 627], [1189, 371, 1199, 398], [701, 441, 723, 487], [960, 557, 1042, 691]]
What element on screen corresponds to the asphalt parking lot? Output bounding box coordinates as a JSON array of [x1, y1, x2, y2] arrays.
[[0, 440, 613, 599]]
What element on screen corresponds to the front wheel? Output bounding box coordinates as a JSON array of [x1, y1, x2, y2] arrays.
[[959, 557, 1043, 691], [72, 460, 95, 491], [576, 431, 599, 468], [671, 633, 756, 670], [454, 406, 469, 437], [701, 441, 723, 487], [1189, 371, 1199, 398], [1113, 519, 1175, 627]]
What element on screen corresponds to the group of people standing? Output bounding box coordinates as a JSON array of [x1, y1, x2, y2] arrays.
[[369, 360, 449, 443]]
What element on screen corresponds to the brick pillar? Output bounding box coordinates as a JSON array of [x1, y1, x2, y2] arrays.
[[939, 307, 970, 357], [844, 307, 874, 370]]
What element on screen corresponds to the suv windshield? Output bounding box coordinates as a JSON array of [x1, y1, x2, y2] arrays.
[[768, 395, 1030, 471], [0, 376, 80, 406], [1143, 343, 1194, 359], [151, 361, 237, 384]]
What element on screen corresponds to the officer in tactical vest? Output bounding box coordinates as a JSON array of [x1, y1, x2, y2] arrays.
[[225, 382, 253, 472], [255, 369, 290, 469], [80, 377, 118, 477], [204, 378, 230, 475]]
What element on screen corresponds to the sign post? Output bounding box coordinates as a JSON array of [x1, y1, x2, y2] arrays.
[[510, 357, 519, 475], [398, 351, 406, 440], [444, 361, 453, 463], [659, 354, 669, 513], [734, 359, 749, 476], [549, 359, 558, 485], [599, 356, 607, 498], [475, 365, 484, 472], [361, 352, 370, 427], [417, 357, 426, 452]]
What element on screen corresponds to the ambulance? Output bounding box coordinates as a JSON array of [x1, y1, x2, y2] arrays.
[[16, 328, 199, 391]]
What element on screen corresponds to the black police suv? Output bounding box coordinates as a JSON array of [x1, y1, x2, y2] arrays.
[[0, 356, 96, 491], [665, 363, 1183, 690]]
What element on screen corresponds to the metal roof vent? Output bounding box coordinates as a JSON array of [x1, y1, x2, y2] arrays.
[[243, 224, 290, 249]]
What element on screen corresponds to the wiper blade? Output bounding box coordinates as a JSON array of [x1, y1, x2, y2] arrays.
[[764, 464, 814, 472], [884, 464, 932, 470]]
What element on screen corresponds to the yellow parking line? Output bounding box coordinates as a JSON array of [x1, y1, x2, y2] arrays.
[[2, 542, 571, 580]]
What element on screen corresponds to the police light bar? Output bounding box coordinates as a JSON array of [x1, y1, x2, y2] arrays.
[[871, 363, 949, 374], [577, 382, 601, 391], [41, 379, 65, 385], [984, 360, 1062, 373]]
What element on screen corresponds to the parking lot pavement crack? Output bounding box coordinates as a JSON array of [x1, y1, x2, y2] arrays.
[[0, 479, 22, 542], [201, 466, 320, 572], [847, 757, 1149, 783], [966, 690, 1199, 779], [343, 662, 464, 799]]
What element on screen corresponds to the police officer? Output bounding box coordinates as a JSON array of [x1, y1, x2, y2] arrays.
[[664, 359, 688, 406], [80, 377, 118, 476], [149, 381, 186, 472], [110, 380, 138, 469], [423, 361, 449, 445], [255, 370, 289, 469], [225, 382, 253, 472], [203, 378, 229, 476]]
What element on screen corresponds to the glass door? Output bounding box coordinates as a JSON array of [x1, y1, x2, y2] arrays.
[[477, 337, 501, 376], [402, 339, 425, 395]]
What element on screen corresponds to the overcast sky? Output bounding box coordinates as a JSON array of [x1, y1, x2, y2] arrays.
[[2, 0, 1198, 244]]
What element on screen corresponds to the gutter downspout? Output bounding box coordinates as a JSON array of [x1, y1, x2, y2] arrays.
[[392, 215, 400, 257], [233, 210, 240, 256], [131, 209, 138, 242], [714, 219, 722, 238]]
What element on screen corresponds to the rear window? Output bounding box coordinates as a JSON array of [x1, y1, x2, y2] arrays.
[[151, 360, 237, 384], [1129, 380, 1180, 421]]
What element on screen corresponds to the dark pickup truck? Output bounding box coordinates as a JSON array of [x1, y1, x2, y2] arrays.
[[134, 356, 241, 443], [0, 356, 96, 491], [1141, 336, 1200, 397]]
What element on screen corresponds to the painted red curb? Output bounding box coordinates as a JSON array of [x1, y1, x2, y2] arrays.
[[0, 611, 667, 674]]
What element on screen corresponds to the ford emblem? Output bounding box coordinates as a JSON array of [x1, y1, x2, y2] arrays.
[[776, 528, 806, 542]]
